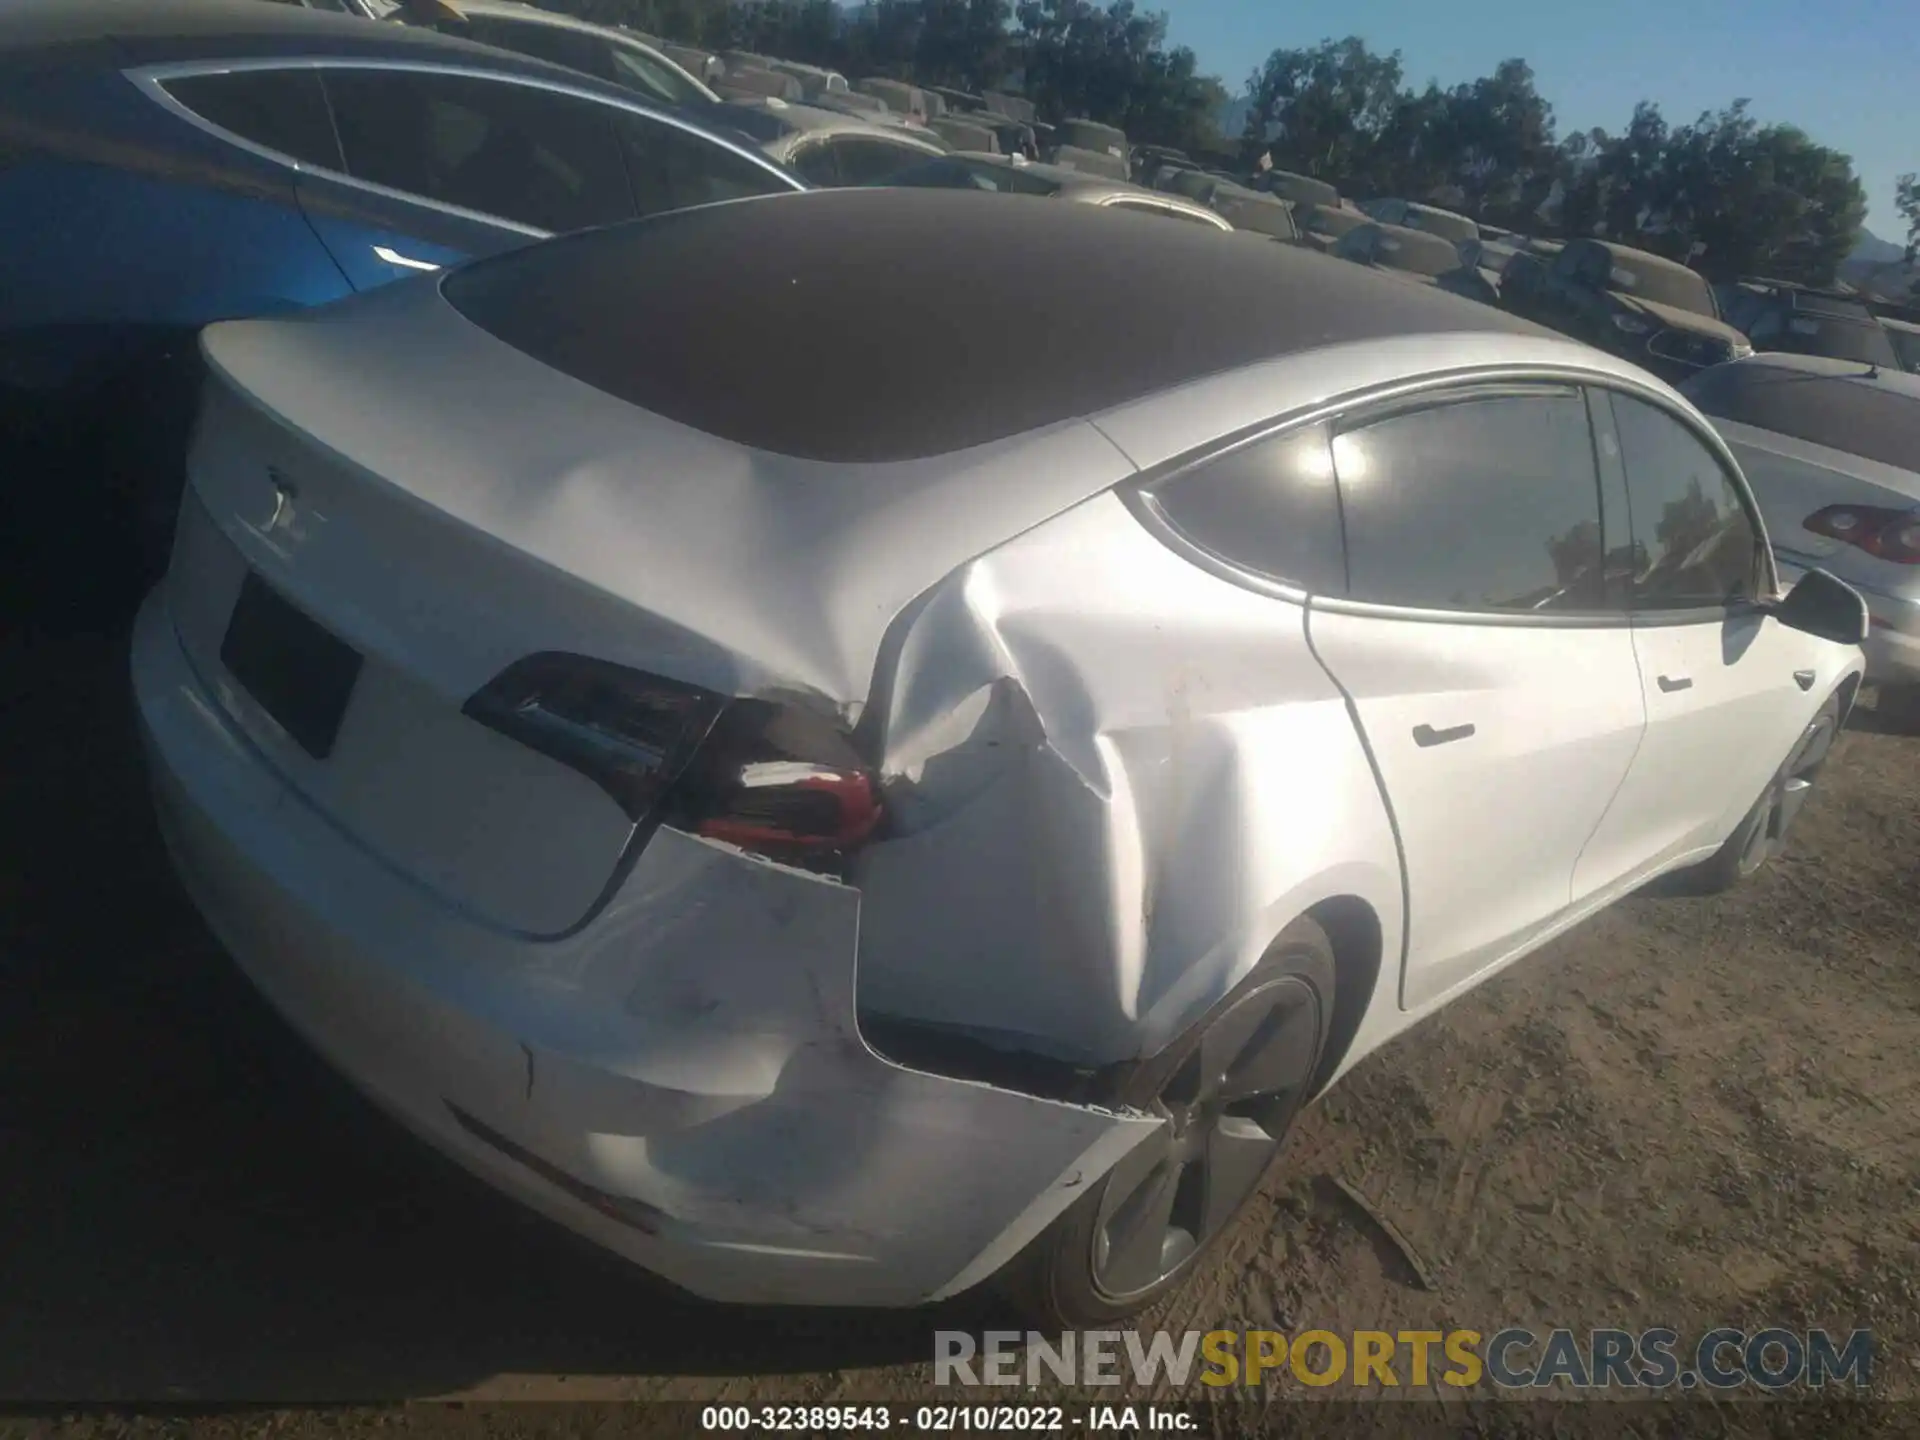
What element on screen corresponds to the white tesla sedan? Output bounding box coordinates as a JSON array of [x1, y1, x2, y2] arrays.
[[133, 189, 1868, 1326]]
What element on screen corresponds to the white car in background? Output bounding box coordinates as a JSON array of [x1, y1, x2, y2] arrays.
[[1683, 354, 1920, 720], [135, 190, 1866, 1328]]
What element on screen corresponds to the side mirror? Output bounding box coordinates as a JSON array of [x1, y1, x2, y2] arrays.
[[1770, 567, 1870, 647]]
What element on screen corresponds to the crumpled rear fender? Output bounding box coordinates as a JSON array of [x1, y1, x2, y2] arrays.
[[853, 490, 1405, 1072]]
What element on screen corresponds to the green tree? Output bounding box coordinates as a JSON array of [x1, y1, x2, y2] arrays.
[[1680, 105, 1864, 282], [1896, 173, 1919, 261], [1013, 0, 1222, 147], [915, 0, 1014, 90], [1243, 37, 1406, 189], [1433, 59, 1559, 225], [1553, 100, 1865, 283]]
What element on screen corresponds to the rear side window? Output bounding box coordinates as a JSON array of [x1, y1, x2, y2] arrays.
[[1680, 363, 1920, 472], [1334, 391, 1608, 613], [323, 69, 633, 233], [1143, 425, 1346, 593], [162, 69, 343, 170], [614, 113, 793, 214], [1609, 393, 1760, 609]]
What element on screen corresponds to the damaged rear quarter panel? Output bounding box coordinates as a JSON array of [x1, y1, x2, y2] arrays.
[[854, 489, 1405, 1070]]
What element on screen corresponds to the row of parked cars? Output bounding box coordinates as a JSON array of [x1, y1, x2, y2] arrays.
[[5, 0, 1914, 704], [6, 0, 1910, 1350]]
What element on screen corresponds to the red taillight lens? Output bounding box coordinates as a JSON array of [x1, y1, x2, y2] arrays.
[[465, 658, 883, 876], [669, 699, 884, 875], [463, 653, 724, 820], [1804, 505, 1920, 564]]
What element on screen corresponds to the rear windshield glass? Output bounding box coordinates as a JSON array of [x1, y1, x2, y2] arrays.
[[1608, 254, 1714, 317], [1765, 315, 1901, 368], [1683, 364, 1920, 472]]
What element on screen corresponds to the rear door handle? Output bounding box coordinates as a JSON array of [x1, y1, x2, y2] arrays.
[[1412, 722, 1476, 748], [373, 245, 441, 272], [1656, 674, 1692, 693], [1793, 669, 1816, 691]]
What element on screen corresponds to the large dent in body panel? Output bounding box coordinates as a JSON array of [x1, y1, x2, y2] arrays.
[[504, 830, 1160, 1302], [146, 632, 1160, 1301], [136, 596, 1159, 1307], [855, 491, 1404, 1069]]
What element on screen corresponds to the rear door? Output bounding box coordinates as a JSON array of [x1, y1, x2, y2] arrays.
[[1571, 389, 1822, 883], [296, 65, 638, 287], [1305, 385, 1646, 1010]]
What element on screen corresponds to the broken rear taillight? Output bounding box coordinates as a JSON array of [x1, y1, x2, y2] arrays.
[[465, 657, 882, 877], [668, 698, 884, 876]]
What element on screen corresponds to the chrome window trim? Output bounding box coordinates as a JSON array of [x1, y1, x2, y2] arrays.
[[456, 9, 723, 105], [1125, 359, 1739, 629], [127, 56, 801, 240]]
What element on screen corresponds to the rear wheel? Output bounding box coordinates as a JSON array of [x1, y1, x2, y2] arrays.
[[998, 915, 1336, 1328], [1674, 693, 1841, 894]]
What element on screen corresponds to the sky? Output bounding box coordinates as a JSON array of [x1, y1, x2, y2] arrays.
[[1157, 0, 1915, 235]]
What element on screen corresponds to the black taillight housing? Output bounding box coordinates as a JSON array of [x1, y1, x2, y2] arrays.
[[464, 656, 883, 878], [462, 653, 723, 820]]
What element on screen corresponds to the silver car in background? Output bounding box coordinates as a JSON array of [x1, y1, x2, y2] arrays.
[[1684, 354, 1920, 717]]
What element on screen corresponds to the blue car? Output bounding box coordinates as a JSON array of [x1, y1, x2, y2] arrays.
[[0, 0, 804, 622]]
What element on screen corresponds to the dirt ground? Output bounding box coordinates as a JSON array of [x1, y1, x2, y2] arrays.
[[4, 619, 1918, 1425]]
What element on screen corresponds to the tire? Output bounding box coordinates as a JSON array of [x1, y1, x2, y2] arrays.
[[1671, 692, 1842, 896], [997, 914, 1337, 1329]]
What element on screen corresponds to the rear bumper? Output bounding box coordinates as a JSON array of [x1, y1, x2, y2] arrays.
[[132, 593, 1156, 1308]]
